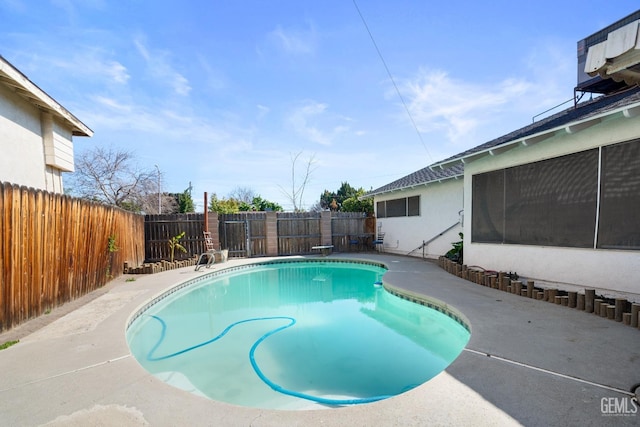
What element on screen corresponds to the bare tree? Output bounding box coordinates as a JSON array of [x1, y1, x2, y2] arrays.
[[279, 151, 316, 212], [66, 147, 160, 212], [308, 201, 325, 212], [228, 186, 256, 204]]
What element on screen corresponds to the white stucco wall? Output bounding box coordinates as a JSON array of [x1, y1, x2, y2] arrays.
[[0, 84, 73, 193], [374, 178, 463, 259], [463, 110, 640, 299]]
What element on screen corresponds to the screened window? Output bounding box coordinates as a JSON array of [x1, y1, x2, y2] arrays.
[[472, 170, 505, 243], [376, 196, 421, 218], [598, 140, 640, 249], [386, 198, 407, 217], [503, 149, 598, 247], [408, 196, 420, 216], [471, 140, 639, 250]]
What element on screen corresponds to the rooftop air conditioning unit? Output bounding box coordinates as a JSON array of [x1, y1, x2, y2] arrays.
[[577, 10, 640, 95]]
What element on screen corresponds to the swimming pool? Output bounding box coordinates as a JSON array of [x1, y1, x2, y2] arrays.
[[126, 259, 470, 410]]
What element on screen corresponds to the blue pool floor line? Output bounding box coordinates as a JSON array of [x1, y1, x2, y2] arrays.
[[145, 314, 393, 406]]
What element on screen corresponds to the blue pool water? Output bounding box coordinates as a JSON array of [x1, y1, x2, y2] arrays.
[[126, 260, 470, 410]]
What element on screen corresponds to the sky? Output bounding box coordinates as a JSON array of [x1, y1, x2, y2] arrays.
[[1, 1, 639, 211]]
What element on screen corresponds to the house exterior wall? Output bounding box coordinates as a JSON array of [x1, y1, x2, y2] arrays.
[[0, 84, 74, 193], [374, 178, 463, 258], [43, 112, 75, 172], [463, 111, 640, 297]]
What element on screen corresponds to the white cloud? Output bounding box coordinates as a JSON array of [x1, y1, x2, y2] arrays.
[[105, 60, 129, 84], [73, 55, 129, 85], [81, 93, 266, 176], [93, 95, 131, 112], [256, 104, 270, 119], [133, 36, 192, 96], [286, 101, 351, 146], [399, 40, 577, 150], [267, 24, 316, 54], [133, 37, 150, 60], [522, 39, 576, 110], [172, 73, 191, 96], [196, 54, 227, 91], [25, 49, 130, 86], [401, 69, 532, 144]]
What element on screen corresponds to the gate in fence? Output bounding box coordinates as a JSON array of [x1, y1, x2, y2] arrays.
[[218, 212, 267, 258], [144, 211, 374, 262]]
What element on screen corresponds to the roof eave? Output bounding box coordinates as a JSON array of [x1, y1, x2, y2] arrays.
[[362, 173, 464, 199], [430, 99, 640, 169], [0, 56, 93, 137]]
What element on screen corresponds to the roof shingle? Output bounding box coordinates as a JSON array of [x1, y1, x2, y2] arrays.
[[435, 86, 640, 166], [366, 86, 640, 197]]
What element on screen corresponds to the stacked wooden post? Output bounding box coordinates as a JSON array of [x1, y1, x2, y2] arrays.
[[124, 256, 199, 274], [438, 256, 640, 331]]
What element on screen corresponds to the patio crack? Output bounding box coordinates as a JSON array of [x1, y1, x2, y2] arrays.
[[463, 348, 635, 397], [0, 354, 130, 392]]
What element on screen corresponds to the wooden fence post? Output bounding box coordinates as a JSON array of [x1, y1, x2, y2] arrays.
[[203, 192, 208, 232]]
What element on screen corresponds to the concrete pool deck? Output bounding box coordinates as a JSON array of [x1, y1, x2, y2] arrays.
[[0, 253, 638, 426]]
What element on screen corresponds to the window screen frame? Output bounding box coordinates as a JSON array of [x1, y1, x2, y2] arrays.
[[471, 141, 638, 251], [375, 195, 421, 218], [597, 139, 640, 249], [408, 196, 420, 216]]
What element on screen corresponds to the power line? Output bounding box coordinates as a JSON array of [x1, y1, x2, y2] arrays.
[[352, 0, 433, 163]]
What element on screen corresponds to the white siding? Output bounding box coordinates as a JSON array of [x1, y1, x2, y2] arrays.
[[43, 112, 75, 172]]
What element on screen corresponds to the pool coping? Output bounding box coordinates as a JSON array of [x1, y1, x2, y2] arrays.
[[126, 257, 469, 409], [384, 283, 472, 333]]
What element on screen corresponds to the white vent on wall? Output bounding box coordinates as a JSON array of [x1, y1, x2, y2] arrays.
[[585, 19, 640, 86]]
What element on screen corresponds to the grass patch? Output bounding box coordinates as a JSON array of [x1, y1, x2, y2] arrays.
[[125, 277, 136, 282], [0, 340, 19, 350]]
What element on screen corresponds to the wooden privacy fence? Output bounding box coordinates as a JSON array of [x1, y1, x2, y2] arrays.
[[144, 211, 376, 260], [219, 212, 267, 258], [0, 182, 145, 332], [144, 213, 207, 261], [331, 212, 376, 252], [277, 212, 322, 255]]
